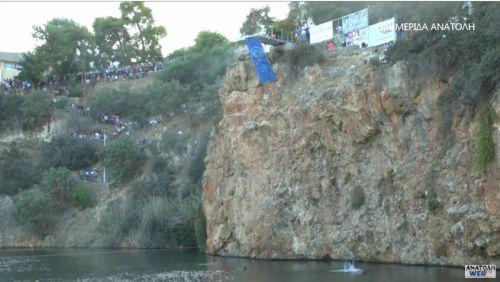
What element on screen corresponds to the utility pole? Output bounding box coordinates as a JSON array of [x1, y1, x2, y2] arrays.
[[103, 133, 107, 185]]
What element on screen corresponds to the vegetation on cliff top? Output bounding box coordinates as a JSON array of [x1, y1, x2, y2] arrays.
[[18, 1, 166, 87]]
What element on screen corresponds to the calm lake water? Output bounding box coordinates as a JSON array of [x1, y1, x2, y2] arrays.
[[0, 249, 463, 281]]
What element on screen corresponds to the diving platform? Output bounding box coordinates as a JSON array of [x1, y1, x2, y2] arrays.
[[234, 35, 288, 46]]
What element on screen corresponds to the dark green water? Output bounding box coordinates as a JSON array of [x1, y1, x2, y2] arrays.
[[0, 249, 463, 281]]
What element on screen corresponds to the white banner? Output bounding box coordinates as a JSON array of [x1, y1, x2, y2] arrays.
[[345, 28, 368, 47], [342, 8, 368, 34], [310, 21, 333, 44], [368, 18, 396, 46]]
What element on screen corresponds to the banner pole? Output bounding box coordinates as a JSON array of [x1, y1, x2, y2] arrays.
[[367, 6, 370, 47]]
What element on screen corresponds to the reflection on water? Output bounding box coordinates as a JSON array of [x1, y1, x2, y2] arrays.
[[0, 249, 463, 281]]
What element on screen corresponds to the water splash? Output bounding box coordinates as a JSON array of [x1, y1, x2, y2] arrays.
[[330, 259, 365, 275]]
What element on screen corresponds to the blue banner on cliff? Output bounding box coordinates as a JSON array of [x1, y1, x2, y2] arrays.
[[245, 37, 276, 84], [342, 8, 368, 34]]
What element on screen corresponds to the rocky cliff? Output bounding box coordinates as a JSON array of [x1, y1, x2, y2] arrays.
[[202, 47, 500, 266]]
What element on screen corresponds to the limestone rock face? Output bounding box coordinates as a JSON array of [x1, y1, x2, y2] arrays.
[[202, 48, 500, 266]]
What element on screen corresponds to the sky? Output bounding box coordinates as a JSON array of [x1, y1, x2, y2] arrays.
[[0, 1, 290, 55]]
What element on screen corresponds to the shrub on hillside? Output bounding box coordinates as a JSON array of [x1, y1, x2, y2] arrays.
[[160, 128, 189, 153], [427, 189, 439, 214], [145, 80, 190, 117], [69, 83, 84, 97], [66, 114, 100, 134], [40, 167, 76, 210], [139, 196, 198, 247], [42, 135, 99, 170], [0, 92, 53, 132], [0, 94, 24, 132], [86, 40, 232, 124], [283, 43, 325, 73], [154, 43, 233, 120], [19, 92, 53, 131], [12, 188, 54, 236], [196, 83, 223, 119], [74, 183, 96, 210], [130, 172, 175, 203], [95, 199, 131, 246], [157, 43, 234, 92], [0, 148, 41, 195], [89, 87, 150, 122], [96, 195, 200, 248], [102, 137, 145, 183], [53, 97, 70, 109], [474, 107, 496, 171]]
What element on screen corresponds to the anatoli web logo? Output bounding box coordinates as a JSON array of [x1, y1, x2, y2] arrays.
[[465, 265, 496, 279]]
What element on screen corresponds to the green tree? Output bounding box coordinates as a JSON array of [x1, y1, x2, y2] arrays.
[[17, 52, 47, 87], [240, 6, 274, 35], [192, 31, 228, 52], [12, 188, 54, 236], [262, 2, 309, 39], [32, 18, 95, 80], [40, 167, 76, 209], [120, 1, 167, 63], [42, 135, 99, 171], [304, 2, 364, 24], [102, 137, 144, 182], [166, 47, 190, 62], [93, 16, 134, 67], [167, 31, 228, 60]]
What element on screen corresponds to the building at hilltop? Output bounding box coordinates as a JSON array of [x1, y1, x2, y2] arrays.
[[0, 52, 22, 82]]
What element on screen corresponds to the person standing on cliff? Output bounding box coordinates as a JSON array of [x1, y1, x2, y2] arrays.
[[328, 41, 335, 55]]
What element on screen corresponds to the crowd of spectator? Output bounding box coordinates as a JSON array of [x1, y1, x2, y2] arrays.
[[80, 167, 99, 182], [0, 79, 32, 93], [0, 61, 165, 95], [79, 61, 164, 83], [69, 113, 162, 142]]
